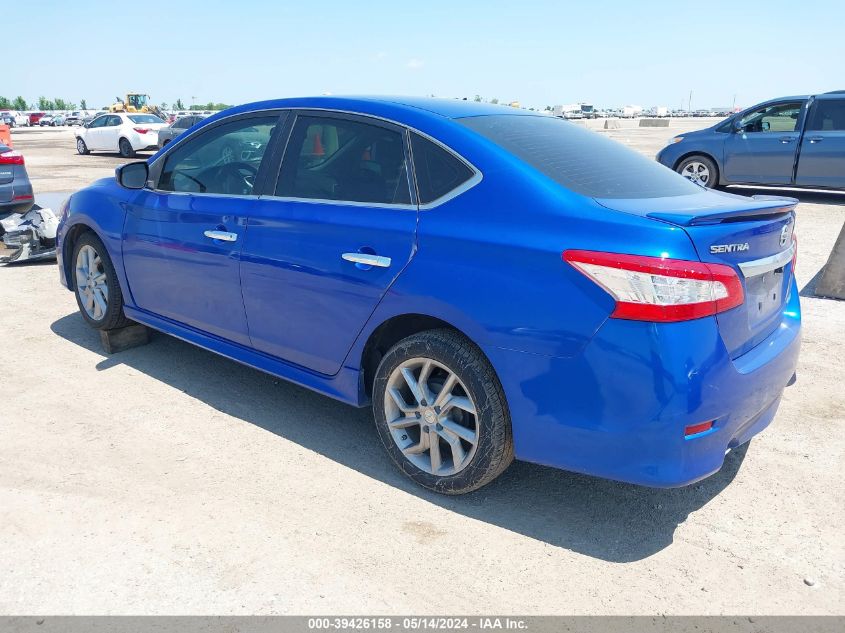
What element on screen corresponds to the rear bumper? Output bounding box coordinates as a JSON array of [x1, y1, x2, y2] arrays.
[[487, 277, 801, 487]]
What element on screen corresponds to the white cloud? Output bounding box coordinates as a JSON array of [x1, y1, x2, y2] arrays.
[[406, 58, 425, 70]]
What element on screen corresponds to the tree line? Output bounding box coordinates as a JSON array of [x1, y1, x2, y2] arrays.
[[0, 96, 89, 111], [1, 96, 232, 112]]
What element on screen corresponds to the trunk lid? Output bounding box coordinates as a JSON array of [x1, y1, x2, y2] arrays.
[[596, 190, 797, 359]]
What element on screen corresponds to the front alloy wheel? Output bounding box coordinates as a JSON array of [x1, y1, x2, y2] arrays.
[[75, 244, 109, 322], [71, 232, 130, 330], [677, 155, 718, 188]]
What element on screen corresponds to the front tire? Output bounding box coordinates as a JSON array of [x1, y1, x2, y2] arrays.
[[372, 329, 514, 494], [72, 232, 130, 330], [677, 155, 718, 188], [119, 137, 136, 158], [76, 137, 89, 155]]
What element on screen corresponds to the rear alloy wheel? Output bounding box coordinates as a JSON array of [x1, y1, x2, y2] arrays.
[[76, 138, 89, 155], [72, 232, 130, 330], [373, 329, 514, 494], [119, 138, 136, 158], [677, 155, 717, 188]]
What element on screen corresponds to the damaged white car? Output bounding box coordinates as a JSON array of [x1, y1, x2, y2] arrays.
[[0, 205, 60, 263]]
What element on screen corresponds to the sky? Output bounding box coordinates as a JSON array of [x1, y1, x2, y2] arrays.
[[5, 0, 845, 111]]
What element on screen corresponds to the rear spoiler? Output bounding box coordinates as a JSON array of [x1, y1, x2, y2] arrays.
[[648, 195, 798, 226]]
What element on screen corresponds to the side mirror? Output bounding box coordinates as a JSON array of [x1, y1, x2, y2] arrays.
[[116, 161, 149, 189], [732, 118, 744, 133]]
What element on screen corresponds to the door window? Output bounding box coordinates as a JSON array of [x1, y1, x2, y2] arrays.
[[88, 116, 108, 128], [106, 115, 122, 127], [738, 102, 803, 133], [410, 133, 474, 204], [277, 115, 411, 205], [806, 99, 845, 131], [157, 116, 278, 196]]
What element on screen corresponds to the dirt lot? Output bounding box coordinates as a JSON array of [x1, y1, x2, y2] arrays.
[[1, 122, 843, 615]]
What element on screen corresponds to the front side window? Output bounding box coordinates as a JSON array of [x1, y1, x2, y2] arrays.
[[410, 133, 474, 204], [806, 99, 845, 131], [738, 102, 803, 133], [89, 116, 107, 128], [158, 115, 278, 196], [277, 115, 411, 205]]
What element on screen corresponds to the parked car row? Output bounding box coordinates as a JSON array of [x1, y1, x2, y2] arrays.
[[0, 111, 31, 127]]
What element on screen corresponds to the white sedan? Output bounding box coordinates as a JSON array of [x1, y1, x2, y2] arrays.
[[75, 113, 167, 158]]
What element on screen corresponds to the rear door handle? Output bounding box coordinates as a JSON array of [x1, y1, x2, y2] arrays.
[[204, 230, 238, 242], [807, 136, 824, 144], [342, 252, 391, 268]]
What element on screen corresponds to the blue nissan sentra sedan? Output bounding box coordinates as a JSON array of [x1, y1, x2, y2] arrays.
[[56, 97, 801, 494]]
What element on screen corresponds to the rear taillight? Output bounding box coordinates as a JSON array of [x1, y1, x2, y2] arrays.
[[0, 150, 24, 165], [563, 250, 744, 322], [133, 127, 151, 134]]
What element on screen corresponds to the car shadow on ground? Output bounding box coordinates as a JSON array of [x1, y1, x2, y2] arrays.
[[51, 312, 749, 563]]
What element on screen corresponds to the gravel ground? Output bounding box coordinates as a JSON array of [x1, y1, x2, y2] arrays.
[[0, 122, 843, 615]]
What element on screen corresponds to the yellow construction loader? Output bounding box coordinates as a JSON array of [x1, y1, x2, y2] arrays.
[[109, 93, 166, 120]]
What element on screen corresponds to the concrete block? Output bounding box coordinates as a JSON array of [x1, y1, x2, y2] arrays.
[[815, 222, 845, 300], [100, 323, 151, 354], [639, 118, 670, 127], [604, 119, 620, 129]]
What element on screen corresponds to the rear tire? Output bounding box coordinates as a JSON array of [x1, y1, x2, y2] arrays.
[[76, 137, 89, 155], [71, 232, 131, 331], [372, 329, 514, 495], [119, 137, 136, 158], [676, 155, 718, 188]]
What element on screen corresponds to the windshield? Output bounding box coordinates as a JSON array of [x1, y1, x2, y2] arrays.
[[128, 114, 164, 124], [459, 115, 700, 198]]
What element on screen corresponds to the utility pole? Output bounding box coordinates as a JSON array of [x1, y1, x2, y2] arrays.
[[688, 90, 693, 113], [732, 93, 737, 111]]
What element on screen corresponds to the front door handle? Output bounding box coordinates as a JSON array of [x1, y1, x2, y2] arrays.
[[204, 230, 238, 242], [779, 137, 795, 144], [342, 252, 391, 268], [807, 136, 824, 144]]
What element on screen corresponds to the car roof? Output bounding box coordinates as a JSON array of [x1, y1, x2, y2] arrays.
[[219, 95, 538, 122]]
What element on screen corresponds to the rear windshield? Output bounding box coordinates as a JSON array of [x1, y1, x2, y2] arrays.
[[0, 143, 10, 153], [458, 115, 700, 198], [128, 114, 164, 124]]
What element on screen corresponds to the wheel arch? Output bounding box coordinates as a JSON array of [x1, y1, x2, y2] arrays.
[[359, 313, 488, 399], [61, 222, 96, 290]]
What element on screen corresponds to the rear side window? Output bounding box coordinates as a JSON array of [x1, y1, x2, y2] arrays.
[[128, 114, 163, 124], [277, 115, 411, 205], [807, 99, 845, 131], [459, 115, 700, 198], [410, 133, 474, 204]]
